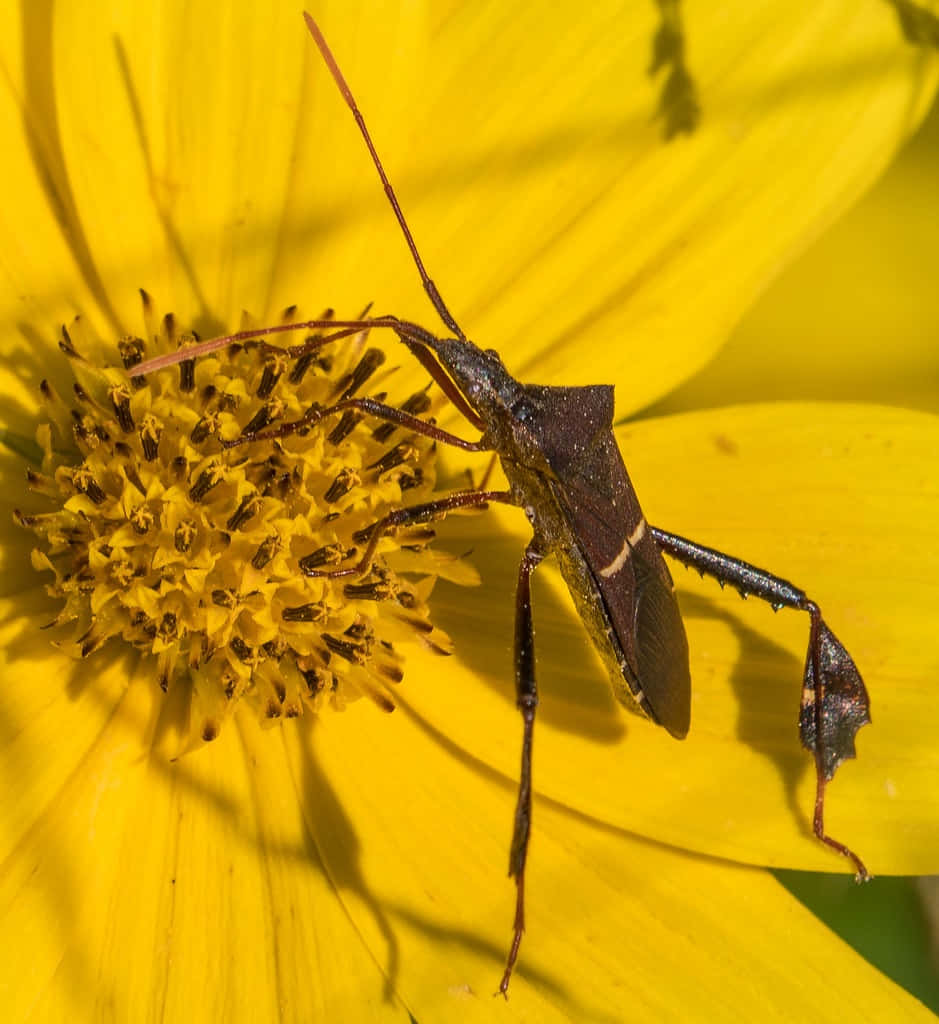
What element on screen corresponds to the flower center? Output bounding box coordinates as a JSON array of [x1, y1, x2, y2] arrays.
[[16, 297, 465, 742]]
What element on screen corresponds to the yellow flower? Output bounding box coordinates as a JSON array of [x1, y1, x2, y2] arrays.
[[1, 2, 937, 1020]]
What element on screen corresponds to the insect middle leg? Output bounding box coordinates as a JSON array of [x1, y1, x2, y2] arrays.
[[650, 526, 871, 880], [499, 540, 544, 997]]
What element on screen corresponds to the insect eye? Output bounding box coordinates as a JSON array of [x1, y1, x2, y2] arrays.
[[511, 397, 534, 422]]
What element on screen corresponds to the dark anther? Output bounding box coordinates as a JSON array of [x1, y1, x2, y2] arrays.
[[140, 417, 162, 461], [218, 391, 240, 413], [299, 543, 344, 574], [379, 663, 404, 683], [343, 580, 393, 601], [288, 344, 318, 385], [352, 522, 377, 544], [58, 324, 80, 359], [241, 402, 279, 438], [300, 667, 330, 696], [368, 442, 417, 476], [157, 612, 178, 642], [108, 387, 135, 433], [190, 414, 218, 444], [227, 493, 260, 531], [337, 348, 386, 400], [229, 636, 253, 663], [118, 337, 147, 388], [327, 410, 363, 445], [322, 633, 365, 663], [256, 360, 283, 400], [251, 534, 279, 570], [178, 357, 196, 393], [282, 602, 328, 623], [373, 390, 432, 443], [399, 468, 424, 492], [188, 465, 222, 502], [262, 639, 286, 660], [72, 469, 107, 505], [324, 467, 358, 504]]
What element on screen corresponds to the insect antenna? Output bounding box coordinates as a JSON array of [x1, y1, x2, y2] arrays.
[[303, 12, 467, 342]]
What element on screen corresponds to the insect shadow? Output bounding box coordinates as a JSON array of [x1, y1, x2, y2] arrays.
[[293, 713, 617, 1018], [885, 0, 939, 46], [430, 524, 626, 744], [649, 0, 701, 139], [672, 589, 815, 829], [432, 526, 813, 828]]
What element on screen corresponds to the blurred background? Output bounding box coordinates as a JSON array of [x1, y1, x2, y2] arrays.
[[648, 89, 939, 420]]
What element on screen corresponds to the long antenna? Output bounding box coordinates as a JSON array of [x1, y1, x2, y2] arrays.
[[303, 12, 466, 341]]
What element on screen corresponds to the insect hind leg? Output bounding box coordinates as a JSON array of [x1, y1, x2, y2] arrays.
[[650, 526, 871, 881]]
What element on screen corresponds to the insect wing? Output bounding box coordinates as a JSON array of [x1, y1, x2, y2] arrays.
[[555, 444, 691, 738], [524, 384, 691, 738]]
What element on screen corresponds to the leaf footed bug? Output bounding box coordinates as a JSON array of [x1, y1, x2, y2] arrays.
[[133, 11, 872, 996]]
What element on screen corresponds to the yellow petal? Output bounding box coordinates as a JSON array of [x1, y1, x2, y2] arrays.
[[305, 676, 935, 1019], [424, 403, 939, 875], [3, 592, 928, 1018], [0, 624, 405, 1019]]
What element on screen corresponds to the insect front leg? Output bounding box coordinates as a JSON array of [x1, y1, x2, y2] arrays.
[[650, 527, 871, 880], [499, 540, 545, 997], [225, 395, 490, 451]]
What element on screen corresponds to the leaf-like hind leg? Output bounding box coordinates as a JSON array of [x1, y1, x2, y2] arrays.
[[499, 541, 544, 997], [650, 526, 871, 881]]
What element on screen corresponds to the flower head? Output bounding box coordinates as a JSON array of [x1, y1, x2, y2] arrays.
[[16, 299, 463, 746]]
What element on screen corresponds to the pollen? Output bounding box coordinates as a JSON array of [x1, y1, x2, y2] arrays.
[[16, 296, 468, 742]]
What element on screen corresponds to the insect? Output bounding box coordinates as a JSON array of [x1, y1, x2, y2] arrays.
[[134, 11, 871, 996]]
